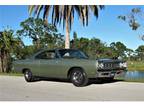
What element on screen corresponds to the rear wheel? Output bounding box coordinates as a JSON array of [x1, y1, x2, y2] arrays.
[[70, 68, 88, 87], [24, 69, 34, 82]]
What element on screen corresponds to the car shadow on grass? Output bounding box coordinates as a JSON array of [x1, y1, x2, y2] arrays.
[[33, 77, 124, 86]]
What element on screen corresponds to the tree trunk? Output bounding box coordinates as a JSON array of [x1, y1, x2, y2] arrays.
[[1, 52, 5, 72], [6, 52, 11, 72], [33, 39, 40, 50], [0, 50, 11, 73], [65, 16, 70, 49], [0, 51, 2, 72], [2, 51, 7, 72]]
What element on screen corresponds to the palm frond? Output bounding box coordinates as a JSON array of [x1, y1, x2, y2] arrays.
[[28, 5, 35, 16], [29, 5, 104, 29], [36, 5, 43, 18], [43, 5, 51, 20]]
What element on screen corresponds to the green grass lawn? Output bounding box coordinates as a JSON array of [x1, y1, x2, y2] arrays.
[[115, 77, 144, 83], [124, 79, 144, 83], [0, 72, 23, 76], [127, 61, 144, 71]]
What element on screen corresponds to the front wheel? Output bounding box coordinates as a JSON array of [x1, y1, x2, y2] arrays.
[[70, 69, 88, 87], [108, 77, 114, 81], [24, 70, 34, 82], [104, 77, 114, 82]]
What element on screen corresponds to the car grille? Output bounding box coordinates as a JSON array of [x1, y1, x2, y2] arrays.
[[103, 62, 120, 70]]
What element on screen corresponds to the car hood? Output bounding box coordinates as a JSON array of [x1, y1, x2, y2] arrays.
[[97, 58, 124, 63]]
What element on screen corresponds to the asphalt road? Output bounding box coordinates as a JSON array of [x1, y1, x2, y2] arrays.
[[0, 76, 144, 101]]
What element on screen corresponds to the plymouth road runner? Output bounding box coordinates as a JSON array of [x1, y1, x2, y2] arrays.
[[13, 49, 127, 87]]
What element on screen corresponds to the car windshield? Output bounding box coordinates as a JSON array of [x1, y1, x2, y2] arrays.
[[58, 49, 88, 59]]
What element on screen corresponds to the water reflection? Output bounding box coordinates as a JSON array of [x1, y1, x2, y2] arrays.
[[124, 71, 144, 80]]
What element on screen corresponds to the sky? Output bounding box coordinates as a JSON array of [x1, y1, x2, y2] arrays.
[[0, 5, 144, 50]]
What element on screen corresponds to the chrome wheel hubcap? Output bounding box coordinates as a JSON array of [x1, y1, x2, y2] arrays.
[[73, 71, 83, 83], [25, 71, 30, 79]]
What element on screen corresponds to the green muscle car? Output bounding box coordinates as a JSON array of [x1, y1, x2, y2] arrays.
[[13, 49, 127, 87]]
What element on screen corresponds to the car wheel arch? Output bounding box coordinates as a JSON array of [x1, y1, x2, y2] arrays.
[[22, 68, 31, 74]]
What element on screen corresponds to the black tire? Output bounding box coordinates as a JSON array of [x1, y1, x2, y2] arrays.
[[70, 68, 88, 87], [105, 77, 114, 82], [108, 77, 114, 81], [24, 69, 34, 82]]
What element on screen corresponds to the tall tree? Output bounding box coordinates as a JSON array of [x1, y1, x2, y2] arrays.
[[118, 7, 144, 40], [136, 45, 144, 61], [17, 17, 63, 50], [29, 5, 104, 49], [125, 48, 134, 61], [118, 8, 141, 30], [0, 29, 22, 72], [110, 42, 127, 58]]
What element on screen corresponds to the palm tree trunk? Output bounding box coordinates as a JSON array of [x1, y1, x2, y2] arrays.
[[0, 51, 2, 72], [65, 15, 70, 49], [0, 50, 10, 73], [6, 52, 11, 72], [3, 51, 7, 72], [1, 51, 5, 72]]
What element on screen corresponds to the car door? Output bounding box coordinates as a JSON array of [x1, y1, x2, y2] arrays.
[[35, 50, 61, 78]]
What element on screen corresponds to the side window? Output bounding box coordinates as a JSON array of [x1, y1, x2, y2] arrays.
[[35, 51, 56, 59]]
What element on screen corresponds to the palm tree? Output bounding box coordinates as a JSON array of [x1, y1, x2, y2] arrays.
[[0, 30, 22, 72], [29, 5, 104, 49]]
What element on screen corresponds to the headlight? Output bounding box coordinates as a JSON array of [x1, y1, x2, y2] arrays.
[[119, 63, 123, 67], [119, 62, 127, 68], [123, 62, 127, 68], [98, 63, 104, 69]]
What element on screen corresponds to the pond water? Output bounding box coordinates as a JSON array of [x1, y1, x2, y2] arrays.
[[124, 71, 144, 80], [117, 71, 144, 81]]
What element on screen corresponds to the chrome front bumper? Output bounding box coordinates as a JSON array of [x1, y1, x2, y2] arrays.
[[96, 70, 126, 78]]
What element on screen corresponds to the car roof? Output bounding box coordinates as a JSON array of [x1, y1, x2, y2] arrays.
[[38, 48, 79, 52]]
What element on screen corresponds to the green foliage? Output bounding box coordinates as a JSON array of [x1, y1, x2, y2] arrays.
[[127, 61, 144, 71], [0, 29, 22, 72], [13, 45, 35, 60], [70, 32, 125, 59], [110, 42, 127, 57], [17, 17, 64, 50], [0, 29, 22, 52], [70, 31, 143, 60], [118, 7, 144, 39], [118, 8, 141, 30], [135, 45, 144, 61]]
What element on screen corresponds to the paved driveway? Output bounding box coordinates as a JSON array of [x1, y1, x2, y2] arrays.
[[0, 76, 144, 101]]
